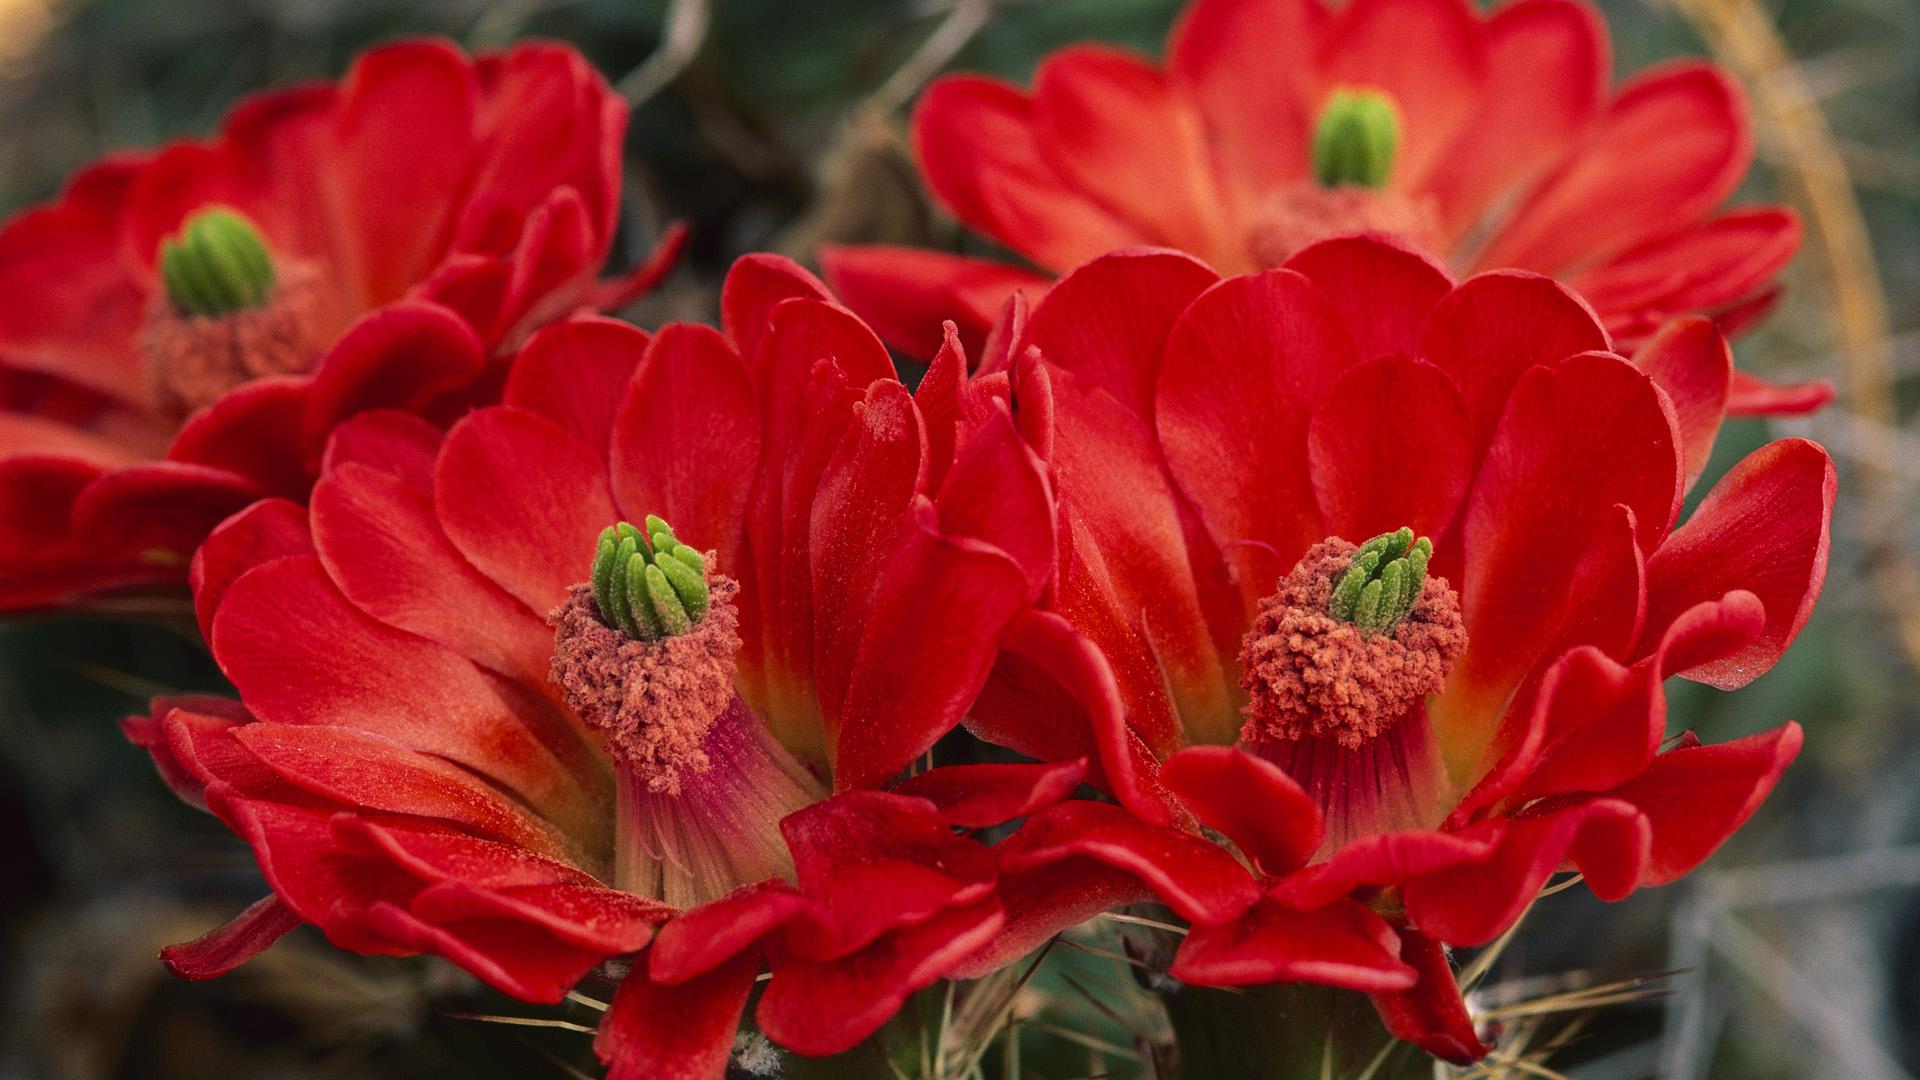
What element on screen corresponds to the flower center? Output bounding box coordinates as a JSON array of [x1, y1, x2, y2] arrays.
[[1312, 89, 1401, 190], [551, 517, 736, 792], [1238, 528, 1465, 750], [139, 206, 330, 418], [549, 515, 824, 905]]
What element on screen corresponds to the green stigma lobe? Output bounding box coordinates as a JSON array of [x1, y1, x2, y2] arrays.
[[160, 207, 278, 316], [1312, 89, 1400, 190], [1330, 527, 1431, 635], [589, 516, 712, 641]]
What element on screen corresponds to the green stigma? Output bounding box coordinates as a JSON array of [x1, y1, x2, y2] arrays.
[[590, 515, 710, 641], [1328, 527, 1431, 635], [160, 207, 278, 317], [1311, 89, 1400, 190]]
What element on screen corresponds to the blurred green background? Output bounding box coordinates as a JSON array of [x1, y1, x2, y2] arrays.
[[0, 0, 1916, 1077]]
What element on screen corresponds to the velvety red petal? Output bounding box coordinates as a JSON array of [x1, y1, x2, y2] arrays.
[[819, 245, 1048, 361], [649, 881, 808, 985], [503, 316, 650, 460], [1403, 798, 1649, 945], [70, 459, 262, 570], [1428, 0, 1606, 238], [610, 324, 759, 574], [167, 376, 313, 499], [1308, 353, 1474, 542], [1161, 745, 1321, 877], [160, 895, 303, 979], [1632, 316, 1730, 485], [311, 463, 552, 685], [1726, 369, 1834, 417], [949, 861, 1152, 980], [1157, 268, 1359, 588], [757, 901, 1004, 1057], [299, 301, 488, 457], [1022, 248, 1218, 420], [1167, 0, 1325, 215], [1607, 722, 1802, 886], [1368, 929, 1489, 1064], [827, 514, 1034, 791], [318, 409, 442, 490], [1415, 269, 1610, 445], [1476, 63, 1752, 274], [1637, 438, 1834, 688], [210, 554, 596, 825], [997, 801, 1257, 925], [188, 497, 314, 637], [1267, 826, 1503, 911], [1573, 208, 1800, 338], [0, 160, 150, 406], [1171, 895, 1416, 991], [1441, 353, 1680, 756], [433, 404, 617, 612], [1281, 234, 1455, 361], [718, 253, 833, 367], [598, 952, 759, 1080], [1033, 47, 1229, 263], [890, 760, 1086, 830], [912, 76, 1146, 271], [327, 41, 481, 305]]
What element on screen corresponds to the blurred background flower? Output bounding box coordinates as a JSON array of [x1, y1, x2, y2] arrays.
[[1, 0, 1916, 1077]]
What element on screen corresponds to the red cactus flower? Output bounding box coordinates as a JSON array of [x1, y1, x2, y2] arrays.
[[954, 235, 1832, 1062], [821, 0, 1827, 412], [121, 254, 1063, 1075], [0, 39, 682, 611]]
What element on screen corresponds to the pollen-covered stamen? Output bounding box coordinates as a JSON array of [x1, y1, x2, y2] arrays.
[[552, 515, 737, 794], [1312, 89, 1400, 190], [140, 206, 330, 418], [1239, 530, 1465, 750]]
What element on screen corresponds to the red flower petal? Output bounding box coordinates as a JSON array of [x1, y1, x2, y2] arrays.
[[1637, 438, 1834, 688], [1632, 316, 1730, 485], [1403, 798, 1649, 945], [1158, 267, 1358, 585], [1162, 745, 1322, 877], [188, 497, 314, 637], [820, 244, 1046, 360], [1367, 929, 1489, 1064], [1476, 63, 1752, 274], [913, 76, 1145, 271], [891, 759, 1086, 830], [1024, 248, 1218, 419], [1317, 0, 1487, 188], [1608, 722, 1802, 886], [210, 555, 596, 824], [1282, 233, 1455, 361], [1307, 353, 1475, 542], [1428, 0, 1606, 237], [597, 953, 759, 1080], [311, 463, 552, 685], [1415, 269, 1609, 444], [503, 316, 650, 461], [1033, 47, 1229, 262], [1726, 369, 1834, 417], [432, 404, 616, 613], [1268, 825, 1503, 911], [1168, 0, 1325, 212], [1171, 895, 1416, 991], [160, 895, 303, 980], [299, 301, 488, 456], [997, 801, 1258, 925], [318, 409, 442, 489], [168, 375, 313, 499], [609, 323, 760, 573], [1574, 208, 1801, 340], [757, 901, 1004, 1057]]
